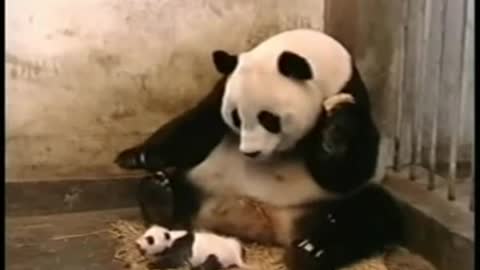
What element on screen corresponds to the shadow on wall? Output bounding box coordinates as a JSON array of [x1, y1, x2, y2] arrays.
[[6, 0, 325, 180]]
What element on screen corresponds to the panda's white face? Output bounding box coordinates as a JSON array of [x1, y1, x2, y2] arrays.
[[214, 29, 354, 160], [135, 225, 172, 259], [221, 63, 322, 159]]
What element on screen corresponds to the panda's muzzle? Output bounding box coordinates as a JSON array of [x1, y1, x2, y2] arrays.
[[135, 243, 146, 256]]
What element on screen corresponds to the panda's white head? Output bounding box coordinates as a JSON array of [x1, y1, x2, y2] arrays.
[[135, 225, 172, 259], [213, 29, 353, 159]]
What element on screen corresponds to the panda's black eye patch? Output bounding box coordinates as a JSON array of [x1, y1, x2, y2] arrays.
[[164, 232, 171, 240], [231, 109, 241, 128], [258, 111, 281, 134], [146, 236, 155, 245]]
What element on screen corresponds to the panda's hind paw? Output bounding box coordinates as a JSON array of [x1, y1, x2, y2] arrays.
[[296, 239, 326, 259], [285, 239, 332, 270]]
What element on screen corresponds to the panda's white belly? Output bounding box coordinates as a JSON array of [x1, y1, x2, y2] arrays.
[[187, 136, 335, 207]]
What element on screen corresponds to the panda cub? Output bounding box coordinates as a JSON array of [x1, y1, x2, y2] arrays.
[[136, 225, 250, 270], [116, 29, 405, 270]]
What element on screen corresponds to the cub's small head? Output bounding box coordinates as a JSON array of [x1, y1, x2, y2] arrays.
[[212, 29, 353, 160], [135, 225, 172, 259]]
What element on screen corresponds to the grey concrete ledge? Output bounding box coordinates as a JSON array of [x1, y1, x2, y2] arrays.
[[6, 176, 142, 217], [384, 171, 474, 270]]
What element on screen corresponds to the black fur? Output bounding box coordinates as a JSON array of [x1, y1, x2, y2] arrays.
[[285, 184, 405, 270], [115, 77, 228, 172], [148, 232, 195, 269], [192, 255, 223, 270], [116, 52, 403, 270], [278, 51, 313, 80], [137, 170, 205, 230], [212, 50, 238, 75], [302, 63, 380, 193], [137, 172, 174, 227], [149, 232, 224, 270]]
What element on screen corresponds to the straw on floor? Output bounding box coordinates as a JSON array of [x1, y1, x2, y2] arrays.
[[109, 220, 435, 270]]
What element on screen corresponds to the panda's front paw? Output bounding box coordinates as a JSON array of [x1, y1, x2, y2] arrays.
[[115, 147, 146, 169], [285, 239, 334, 270], [323, 93, 355, 117]]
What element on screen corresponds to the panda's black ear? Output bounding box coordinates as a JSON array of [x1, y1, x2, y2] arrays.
[[278, 51, 313, 80], [212, 50, 238, 75]]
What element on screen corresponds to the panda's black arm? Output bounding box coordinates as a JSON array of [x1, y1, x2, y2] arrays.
[[115, 77, 229, 172], [305, 101, 380, 193]]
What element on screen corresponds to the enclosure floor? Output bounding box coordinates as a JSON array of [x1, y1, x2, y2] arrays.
[[6, 208, 139, 270]]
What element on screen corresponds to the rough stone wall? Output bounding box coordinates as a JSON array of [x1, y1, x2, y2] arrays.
[[6, 0, 325, 180]]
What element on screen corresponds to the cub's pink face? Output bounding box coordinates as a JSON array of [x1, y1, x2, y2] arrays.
[[135, 225, 172, 259]]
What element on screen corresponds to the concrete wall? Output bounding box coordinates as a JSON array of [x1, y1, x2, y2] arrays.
[[6, 0, 325, 180]]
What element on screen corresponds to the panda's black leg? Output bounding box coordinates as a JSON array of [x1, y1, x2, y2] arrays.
[[137, 170, 204, 230], [285, 186, 405, 270], [169, 173, 204, 230], [137, 171, 175, 227], [191, 255, 223, 270]]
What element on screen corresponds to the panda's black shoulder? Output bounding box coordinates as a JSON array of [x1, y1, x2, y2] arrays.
[[340, 61, 372, 110]]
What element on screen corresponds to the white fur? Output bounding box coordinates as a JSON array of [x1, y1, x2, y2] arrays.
[[188, 135, 336, 207], [221, 29, 352, 158], [186, 30, 356, 245], [136, 225, 187, 260], [137, 225, 250, 269], [190, 231, 250, 269]]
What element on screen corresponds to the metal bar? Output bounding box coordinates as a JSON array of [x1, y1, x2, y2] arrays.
[[410, 0, 429, 181], [467, 0, 475, 212], [428, 0, 447, 191], [446, 0, 469, 201], [416, 0, 431, 172], [408, 0, 418, 180], [454, 0, 471, 203], [457, 0, 472, 156], [470, 148, 475, 211], [394, 0, 409, 171]]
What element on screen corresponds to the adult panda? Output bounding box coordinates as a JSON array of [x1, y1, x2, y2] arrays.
[[115, 29, 405, 270]]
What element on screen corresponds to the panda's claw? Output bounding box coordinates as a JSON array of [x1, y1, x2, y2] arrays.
[[153, 171, 172, 188], [314, 249, 325, 258], [295, 239, 325, 260]]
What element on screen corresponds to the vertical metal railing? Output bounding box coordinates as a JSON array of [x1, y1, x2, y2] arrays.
[[393, 0, 474, 210], [393, 0, 409, 172]]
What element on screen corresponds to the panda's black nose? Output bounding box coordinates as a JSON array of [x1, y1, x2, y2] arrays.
[[243, 151, 261, 158]]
